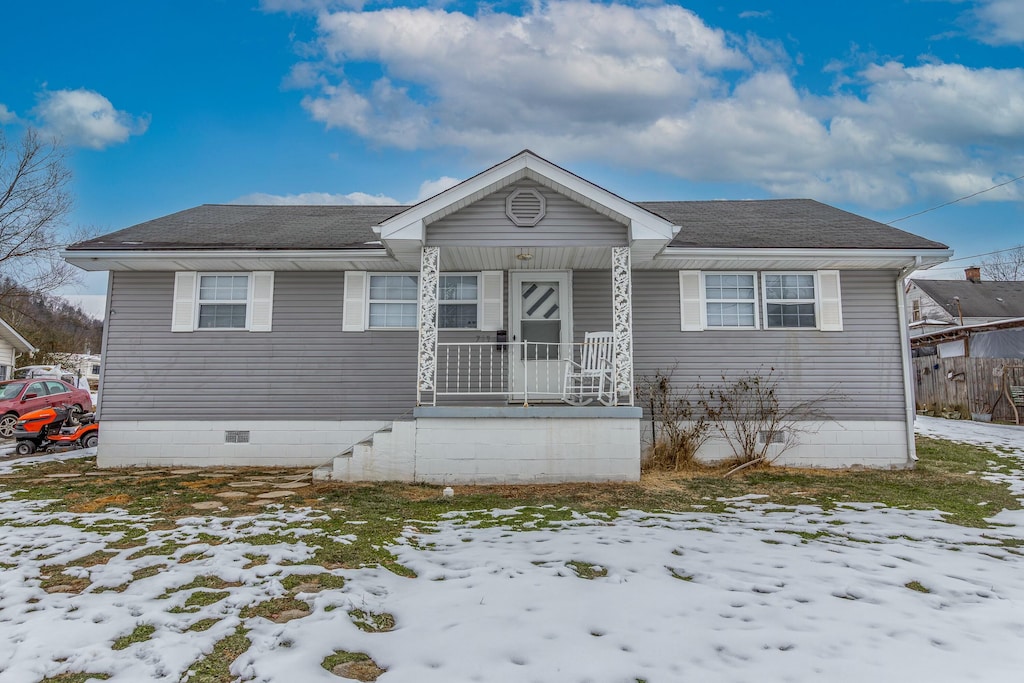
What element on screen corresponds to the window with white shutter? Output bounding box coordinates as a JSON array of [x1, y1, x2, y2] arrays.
[[171, 271, 275, 332]]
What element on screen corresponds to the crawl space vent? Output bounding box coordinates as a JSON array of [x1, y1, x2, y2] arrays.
[[225, 430, 250, 444], [505, 188, 546, 227]]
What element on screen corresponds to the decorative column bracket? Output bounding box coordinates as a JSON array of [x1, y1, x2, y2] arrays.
[[611, 246, 634, 405], [416, 246, 440, 405]]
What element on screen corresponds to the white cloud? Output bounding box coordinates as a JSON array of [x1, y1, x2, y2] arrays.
[[232, 175, 462, 206], [971, 0, 1024, 45], [34, 89, 148, 150], [0, 103, 17, 124], [738, 10, 771, 19], [278, 1, 1024, 209], [231, 191, 400, 205], [415, 176, 461, 202]]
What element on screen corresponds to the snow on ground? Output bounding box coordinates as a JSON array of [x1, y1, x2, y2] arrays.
[[0, 419, 1023, 682]]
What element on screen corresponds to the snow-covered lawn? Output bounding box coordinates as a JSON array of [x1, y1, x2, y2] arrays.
[[1, 418, 1023, 682]]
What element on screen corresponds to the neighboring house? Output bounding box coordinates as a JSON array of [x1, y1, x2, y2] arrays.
[[906, 267, 1024, 334], [60, 353, 102, 387], [911, 317, 1024, 359], [0, 318, 37, 381], [63, 151, 951, 481]]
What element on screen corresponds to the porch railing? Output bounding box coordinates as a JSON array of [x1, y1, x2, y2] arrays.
[[430, 341, 626, 407]]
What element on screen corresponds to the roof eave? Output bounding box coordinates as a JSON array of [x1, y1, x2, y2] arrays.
[[62, 248, 393, 272]]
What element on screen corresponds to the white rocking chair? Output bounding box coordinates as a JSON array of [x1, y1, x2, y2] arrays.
[[562, 331, 615, 406]]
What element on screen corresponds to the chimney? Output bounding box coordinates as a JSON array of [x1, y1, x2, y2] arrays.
[[965, 265, 981, 283]]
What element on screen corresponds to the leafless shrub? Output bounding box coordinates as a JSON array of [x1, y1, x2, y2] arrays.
[[636, 367, 713, 471], [700, 367, 837, 474]]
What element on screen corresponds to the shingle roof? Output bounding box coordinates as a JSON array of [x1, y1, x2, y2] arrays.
[[642, 199, 948, 250], [67, 204, 405, 251], [68, 198, 948, 252], [910, 279, 1024, 319]]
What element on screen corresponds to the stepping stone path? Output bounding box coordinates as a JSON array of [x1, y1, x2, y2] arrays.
[[170, 469, 201, 475], [256, 490, 294, 499], [271, 608, 311, 623], [288, 582, 322, 595], [272, 482, 310, 489], [44, 473, 83, 479], [332, 660, 385, 681], [245, 500, 268, 507], [215, 491, 249, 499], [227, 482, 266, 488], [190, 501, 222, 510]]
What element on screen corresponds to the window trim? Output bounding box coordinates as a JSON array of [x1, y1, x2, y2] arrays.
[[702, 271, 760, 330], [761, 271, 819, 330], [194, 272, 253, 331], [365, 272, 483, 331]]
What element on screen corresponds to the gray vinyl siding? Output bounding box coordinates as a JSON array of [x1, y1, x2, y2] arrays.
[[631, 270, 905, 421], [572, 271, 614, 339], [426, 181, 627, 247], [103, 268, 904, 423], [102, 271, 418, 421]]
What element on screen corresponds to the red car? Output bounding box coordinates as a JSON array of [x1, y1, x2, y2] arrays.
[[0, 379, 93, 439]]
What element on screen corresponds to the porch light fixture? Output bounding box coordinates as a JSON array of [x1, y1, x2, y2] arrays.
[[515, 252, 534, 261]]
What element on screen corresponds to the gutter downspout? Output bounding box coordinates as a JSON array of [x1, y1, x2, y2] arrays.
[[897, 257, 922, 465]]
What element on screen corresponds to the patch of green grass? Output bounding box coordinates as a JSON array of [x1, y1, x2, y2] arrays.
[[281, 572, 346, 592], [321, 650, 386, 681], [240, 597, 310, 621], [566, 561, 608, 579], [40, 673, 111, 683], [112, 624, 156, 650], [169, 590, 230, 613], [322, 651, 370, 669], [905, 581, 930, 593], [126, 542, 185, 561], [187, 618, 220, 632], [348, 609, 396, 632], [182, 627, 250, 682], [667, 568, 694, 581], [163, 575, 240, 596]]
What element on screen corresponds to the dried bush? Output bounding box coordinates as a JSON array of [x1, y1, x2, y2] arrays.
[[701, 367, 835, 474], [636, 368, 712, 471]]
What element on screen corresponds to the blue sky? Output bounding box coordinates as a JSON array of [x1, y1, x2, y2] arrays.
[[2, 0, 1023, 318]]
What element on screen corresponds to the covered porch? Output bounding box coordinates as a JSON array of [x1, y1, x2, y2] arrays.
[[413, 245, 637, 409]]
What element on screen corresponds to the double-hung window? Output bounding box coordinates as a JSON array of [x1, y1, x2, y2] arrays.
[[704, 273, 758, 328], [197, 275, 249, 329], [172, 271, 274, 332], [368, 275, 419, 329], [763, 273, 816, 328], [438, 275, 479, 329], [679, 270, 842, 332], [367, 274, 480, 329]]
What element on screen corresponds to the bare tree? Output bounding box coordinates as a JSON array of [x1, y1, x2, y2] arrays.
[[983, 245, 1024, 281], [0, 128, 82, 300]]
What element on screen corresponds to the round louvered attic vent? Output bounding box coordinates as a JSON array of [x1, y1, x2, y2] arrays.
[[505, 188, 546, 227]]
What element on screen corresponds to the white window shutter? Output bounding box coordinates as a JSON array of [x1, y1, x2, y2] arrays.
[[480, 271, 504, 331], [171, 272, 197, 332], [817, 270, 843, 331], [343, 271, 367, 332], [679, 270, 704, 331], [249, 271, 274, 332]]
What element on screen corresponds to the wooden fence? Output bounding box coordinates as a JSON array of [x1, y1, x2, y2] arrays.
[[913, 357, 1024, 421]]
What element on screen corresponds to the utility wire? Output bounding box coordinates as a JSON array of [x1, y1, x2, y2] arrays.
[[885, 173, 1024, 224]]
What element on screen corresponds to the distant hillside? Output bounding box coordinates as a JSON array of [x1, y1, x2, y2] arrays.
[[0, 277, 103, 363]]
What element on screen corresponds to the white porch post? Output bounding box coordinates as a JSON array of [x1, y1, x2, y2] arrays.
[[611, 246, 634, 405], [416, 246, 440, 406]]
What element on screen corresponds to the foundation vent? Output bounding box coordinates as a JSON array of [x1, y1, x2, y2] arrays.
[[505, 188, 546, 227], [225, 430, 251, 444], [758, 430, 786, 444]]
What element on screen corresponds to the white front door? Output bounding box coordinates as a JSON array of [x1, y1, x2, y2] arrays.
[[510, 271, 572, 401]]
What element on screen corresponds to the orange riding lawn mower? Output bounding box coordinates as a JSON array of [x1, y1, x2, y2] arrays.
[[13, 405, 99, 456]]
